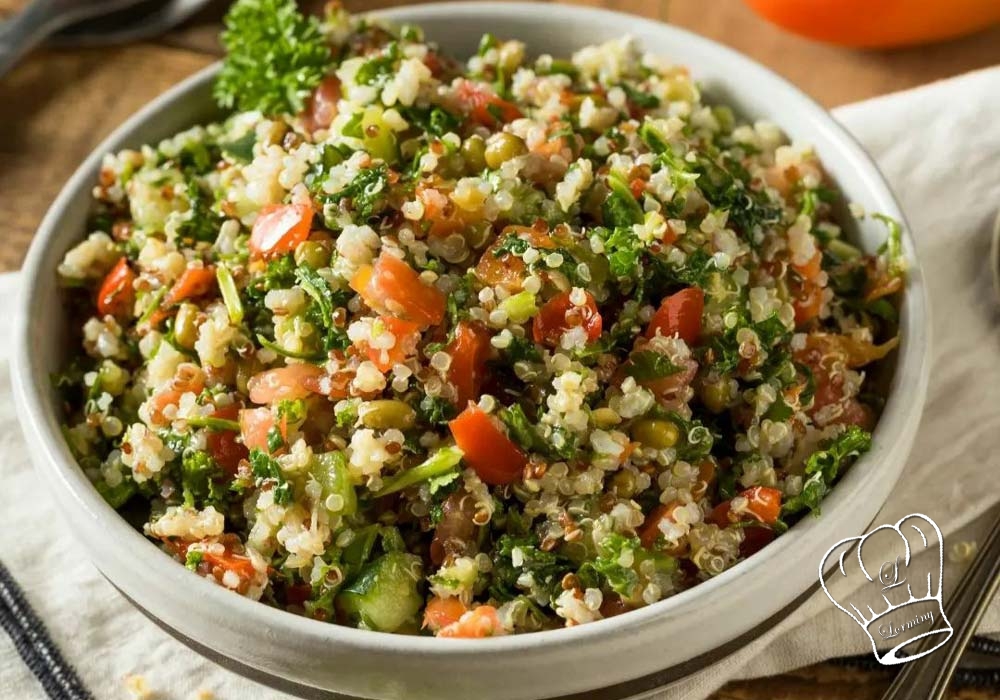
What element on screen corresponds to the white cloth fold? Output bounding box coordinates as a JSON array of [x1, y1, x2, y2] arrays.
[[1, 66, 999, 700]]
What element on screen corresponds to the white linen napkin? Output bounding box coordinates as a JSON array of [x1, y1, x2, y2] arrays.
[[1, 65, 999, 700]]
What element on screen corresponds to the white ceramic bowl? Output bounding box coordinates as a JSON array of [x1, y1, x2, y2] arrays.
[[12, 3, 930, 699]]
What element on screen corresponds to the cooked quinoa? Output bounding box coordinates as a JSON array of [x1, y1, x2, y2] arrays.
[[55, 0, 905, 636]]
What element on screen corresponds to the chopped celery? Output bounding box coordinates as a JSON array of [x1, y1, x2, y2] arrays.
[[336, 552, 423, 632], [311, 451, 357, 517], [373, 446, 464, 497]]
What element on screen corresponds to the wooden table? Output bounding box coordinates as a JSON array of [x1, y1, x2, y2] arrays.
[[1, 1, 997, 698]]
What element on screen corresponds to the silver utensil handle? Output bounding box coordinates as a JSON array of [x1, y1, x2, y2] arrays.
[[0, 0, 66, 77], [881, 509, 1000, 700]]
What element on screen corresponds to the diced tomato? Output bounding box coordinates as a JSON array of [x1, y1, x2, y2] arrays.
[[455, 80, 523, 127], [146, 389, 184, 426], [448, 404, 527, 485], [794, 343, 877, 429], [599, 594, 632, 618], [646, 287, 704, 345], [362, 316, 422, 372], [532, 136, 567, 158], [163, 265, 216, 307], [302, 76, 341, 132], [350, 252, 446, 327], [239, 407, 280, 451], [146, 367, 206, 426], [250, 203, 314, 259], [792, 279, 824, 326], [423, 596, 469, 632], [95, 257, 136, 318], [247, 364, 327, 404], [446, 321, 491, 407], [743, 486, 782, 524], [202, 549, 257, 579], [437, 605, 505, 638], [285, 582, 312, 607], [792, 251, 822, 282], [708, 486, 783, 527], [475, 239, 526, 291], [638, 501, 685, 549], [532, 290, 603, 348], [629, 177, 646, 199], [206, 404, 248, 477], [739, 525, 777, 557], [416, 184, 482, 239], [422, 51, 445, 77]]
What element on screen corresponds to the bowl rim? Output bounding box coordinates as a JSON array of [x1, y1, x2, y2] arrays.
[[11, 0, 930, 661]]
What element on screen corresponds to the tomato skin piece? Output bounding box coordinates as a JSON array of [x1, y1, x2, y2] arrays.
[[792, 251, 822, 282], [455, 80, 522, 127], [362, 316, 422, 372], [437, 605, 504, 638], [744, 0, 1000, 48], [249, 203, 314, 259], [423, 596, 469, 632], [448, 404, 527, 485], [239, 407, 280, 451], [446, 321, 491, 407], [302, 76, 341, 132], [707, 486, 783, 527], [350, 252, 446, 327], [532, 290, 603, 348], [739, 526, 776, 558], [206, 404, 249, 477], [645, 287, 704, 345], [95, 257, 136, 318], [174, 541, 257, 578], [164, 265, 216, 306], [247, 364, 326, 404], [638, 501, 684, 549]]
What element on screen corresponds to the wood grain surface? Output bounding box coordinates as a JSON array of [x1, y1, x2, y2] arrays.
[[1, 1, 998, 698]]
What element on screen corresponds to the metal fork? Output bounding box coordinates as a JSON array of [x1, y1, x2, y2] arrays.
[[880, 508, 1000, 699], [882, 214, 1000, 698], [0, 0, 210, 77]]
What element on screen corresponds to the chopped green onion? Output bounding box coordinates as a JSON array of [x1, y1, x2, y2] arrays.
[[373, 446, 464, 497], [137, 287, 168, 325], [256, 334, 325, 361], [184, 416, 241, 431], [216, 264, 244, 324]]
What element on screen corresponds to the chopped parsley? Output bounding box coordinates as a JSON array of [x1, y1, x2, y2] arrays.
[[214, 0, 331, 115]]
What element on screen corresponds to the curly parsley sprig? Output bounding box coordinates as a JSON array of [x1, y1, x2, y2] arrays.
[[214, 0, 332, 116]]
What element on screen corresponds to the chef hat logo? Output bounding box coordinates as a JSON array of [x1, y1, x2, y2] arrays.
[[819, 513, 953, 665]]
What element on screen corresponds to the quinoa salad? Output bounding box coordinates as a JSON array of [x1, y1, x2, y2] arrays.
[[55, 0, 905, 637]]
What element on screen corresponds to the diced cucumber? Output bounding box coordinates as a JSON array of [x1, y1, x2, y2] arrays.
[[500, 291, 538, 324], [336, 552, 423, 632], [311, 451, 357, 517], [362, 107, 398, 164]]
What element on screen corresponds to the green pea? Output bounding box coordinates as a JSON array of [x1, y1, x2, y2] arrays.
[[610, 470, 636, 498], [700, 378, 731, 414], [359, 400, 417, 430], [631, 419, 680, 450], [174, 303, 199, 350], [461, 135, 487, 173], [484, 133, 528, 169], [295, 240, 330, 269]]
